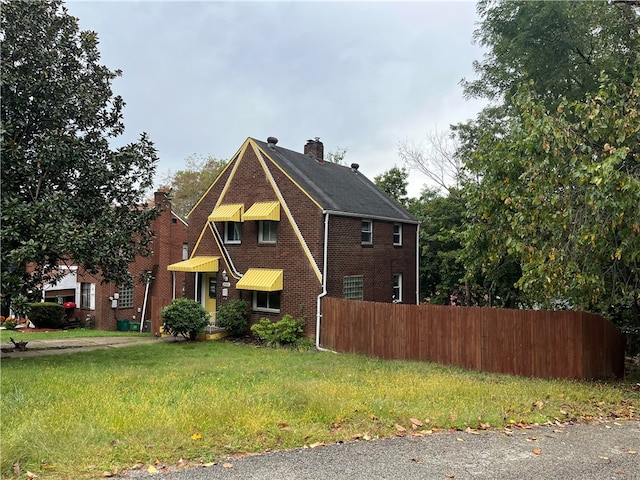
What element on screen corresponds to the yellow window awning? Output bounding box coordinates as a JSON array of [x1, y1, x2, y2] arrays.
[[236, 268, 283, 291], [243, 201, 280, 221], [208, 204, 244, 222], [168, 256, 220, 272]]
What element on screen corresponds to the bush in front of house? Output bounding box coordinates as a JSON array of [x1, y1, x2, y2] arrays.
[[251, 314, 305, 347], [161, 298, 210, 341], [216, 299, 250, 336], [29, 302, 65, 329]]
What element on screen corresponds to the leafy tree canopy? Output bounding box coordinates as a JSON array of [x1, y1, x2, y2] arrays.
[[161, 154, 227, 219], [1, 0, 160, 310], [463, 0, 639, 106], [374, 166, 409, 207]]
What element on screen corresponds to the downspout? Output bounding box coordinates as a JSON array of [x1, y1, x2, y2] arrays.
[[140, 278, 151, 332], [416, 223, 420, 305], [210, 221, 243, 278], [316, 212, 336, 352]]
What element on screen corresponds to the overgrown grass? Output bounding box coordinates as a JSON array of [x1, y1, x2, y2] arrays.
[[0, 328, 142, 343], [1, 341, 638, 479]]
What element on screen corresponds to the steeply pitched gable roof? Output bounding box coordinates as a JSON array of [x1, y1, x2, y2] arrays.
[[251, 138, 418, 224]]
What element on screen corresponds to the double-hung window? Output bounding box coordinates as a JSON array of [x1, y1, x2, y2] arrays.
[[392, 273, 402, 303], [361, 220, 373, 245], [225, 222, 242, 244], [80, 282, 95, 309], [258, 220, 277, 244], [393, 223, 402, 246]]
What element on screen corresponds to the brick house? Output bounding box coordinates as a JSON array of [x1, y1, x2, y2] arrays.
[[169, 137, 418, 343], [42, 191, 188, 333]]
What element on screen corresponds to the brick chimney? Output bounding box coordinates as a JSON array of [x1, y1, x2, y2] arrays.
[[304, 137, 324, 164]]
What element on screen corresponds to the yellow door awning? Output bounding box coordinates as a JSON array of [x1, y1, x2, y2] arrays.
[[236, 268, 283, 291], [243, 201, 280, 221], [208, 204, 244, 222], [168, 256, 220, 272]]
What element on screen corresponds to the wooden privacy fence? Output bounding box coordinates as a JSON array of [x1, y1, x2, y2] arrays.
[[320, 297, 625, 380]]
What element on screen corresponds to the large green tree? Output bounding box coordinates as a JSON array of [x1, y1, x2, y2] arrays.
[[161, 154, 227, 219], [458, 0, 640, 349], [1, 0, 160, 310], [374, 166, 409, 207]]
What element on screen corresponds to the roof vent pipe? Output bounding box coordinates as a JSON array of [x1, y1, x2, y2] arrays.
[[267, 136, 278, 149], [350, 163, 359, 172]]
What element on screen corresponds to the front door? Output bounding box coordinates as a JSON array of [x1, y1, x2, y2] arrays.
[[203, 273, 217, 324]]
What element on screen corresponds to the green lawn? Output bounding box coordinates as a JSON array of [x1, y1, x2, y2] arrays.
[[1, 340, 638, 479]]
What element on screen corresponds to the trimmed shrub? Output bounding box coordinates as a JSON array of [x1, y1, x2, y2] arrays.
[[161, 298, 210, 341], [216, 299, 250, 336], [251, 314, 304, 347], [29, 302, 65, 329]]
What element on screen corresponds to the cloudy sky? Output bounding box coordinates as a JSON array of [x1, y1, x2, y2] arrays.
[[66, 0, 486, 196]]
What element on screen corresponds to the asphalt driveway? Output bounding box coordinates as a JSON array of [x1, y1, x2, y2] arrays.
[[126, 420, 640, 480]]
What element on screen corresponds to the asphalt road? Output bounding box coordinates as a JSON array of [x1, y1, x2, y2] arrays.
[[126, 420, 640, 480]]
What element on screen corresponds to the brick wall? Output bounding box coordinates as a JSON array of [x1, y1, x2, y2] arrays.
[[326, 216, 417, 304], [73, 192, 187, 333], [187, 142, 324, 337]]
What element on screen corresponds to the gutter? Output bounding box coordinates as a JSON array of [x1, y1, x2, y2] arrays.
[[321, 209, 419, 225], [316, 211, 336, 353]]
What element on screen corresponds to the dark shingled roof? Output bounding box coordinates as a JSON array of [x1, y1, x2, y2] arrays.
[[251, 138, 417, 223]]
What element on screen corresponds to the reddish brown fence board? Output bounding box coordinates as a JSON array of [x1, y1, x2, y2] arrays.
[[320, 298, 624, 380]]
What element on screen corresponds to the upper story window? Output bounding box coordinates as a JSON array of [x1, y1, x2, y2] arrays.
[[182, 243, 189, 260], [224, 222, 242, 244], [361, 220, 373, 245], [393, 223, 402, 246], [258, 220, 277, 244]]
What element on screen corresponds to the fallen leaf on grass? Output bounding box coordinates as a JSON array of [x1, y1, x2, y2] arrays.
[[309, 442, 325, 448], [395, 424, 407, 432], [13, 464, 21, 476], [191, 433, 202, 440], [147, 465, 158, 474], [278, 423, 291, 430], [532, 448, 542, 455], [26, 472, 38, 480], [410, 418, 423, 427], [464, 427, 480, 435]]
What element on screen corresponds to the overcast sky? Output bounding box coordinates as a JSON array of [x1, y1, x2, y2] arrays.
[[66, 0, 486, 197]]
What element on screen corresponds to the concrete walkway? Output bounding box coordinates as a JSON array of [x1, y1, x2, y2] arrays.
[[0, 335, 174, 359]]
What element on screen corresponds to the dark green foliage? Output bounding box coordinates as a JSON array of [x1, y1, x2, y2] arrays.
[[216, 299, 250, 337], [251, 315, 304, 347], [161, 299, 210, 341], [29, 302, 65, 329], [1, 0, 160, 313]]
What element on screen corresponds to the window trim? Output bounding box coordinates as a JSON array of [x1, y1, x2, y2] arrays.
[[361, 220, 373, 245], [393, 223, 403, 246], [224, 221, 242, 244], [258, 220, 277, 244], [252, 290, 281, 313]]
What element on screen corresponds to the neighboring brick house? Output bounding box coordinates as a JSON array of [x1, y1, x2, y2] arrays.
[[42, 191, 188, 333], [169, 137, 418, 343]]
